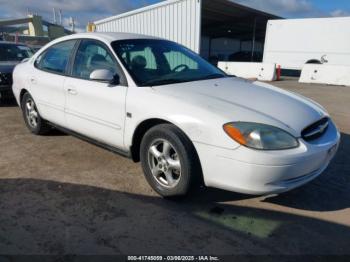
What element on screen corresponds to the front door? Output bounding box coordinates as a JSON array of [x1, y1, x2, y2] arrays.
[[64, 39, 128, 149]]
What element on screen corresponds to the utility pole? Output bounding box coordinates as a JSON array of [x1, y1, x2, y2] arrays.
[[59, 9, 62, 25], [53, 8, 56, 24], [69, 17, 75, 32]]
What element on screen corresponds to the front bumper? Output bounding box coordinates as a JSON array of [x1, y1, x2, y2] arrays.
[[194, 120, 340, 195]]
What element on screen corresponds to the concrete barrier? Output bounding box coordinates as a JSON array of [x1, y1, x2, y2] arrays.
[[218, 62, 277, 81], [299, 64, 350, 86]]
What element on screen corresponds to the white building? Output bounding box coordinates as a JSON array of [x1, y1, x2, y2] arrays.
[[94, 0, 280, 62]]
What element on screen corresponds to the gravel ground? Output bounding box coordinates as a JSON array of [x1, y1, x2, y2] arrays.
[[0, 78, 349, 256]]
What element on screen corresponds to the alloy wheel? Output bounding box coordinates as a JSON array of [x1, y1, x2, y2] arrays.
[[148, 139, 182, 188], [25, 98, 38, 128]]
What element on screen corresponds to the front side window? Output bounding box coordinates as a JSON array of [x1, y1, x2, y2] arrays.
[[0, 44, 34, 62], [112, 39, 226, 86], [35, 40, 76, 74], [72, 40, 118, 80]]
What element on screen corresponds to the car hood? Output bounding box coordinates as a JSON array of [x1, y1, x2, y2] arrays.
[[152, 77, 327, 136], [0, 61, 18, 73]]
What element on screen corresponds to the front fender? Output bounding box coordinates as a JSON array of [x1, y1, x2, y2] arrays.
[[124, 86, 241, 150]]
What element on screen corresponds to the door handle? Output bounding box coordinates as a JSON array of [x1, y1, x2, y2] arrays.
[[67, 88, 78, 95]]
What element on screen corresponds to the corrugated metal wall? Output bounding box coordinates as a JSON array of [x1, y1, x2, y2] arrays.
[[95, 0, 202, 53]]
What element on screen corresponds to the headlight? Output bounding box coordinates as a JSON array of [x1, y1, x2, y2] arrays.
[[223, 122, 299, 150]]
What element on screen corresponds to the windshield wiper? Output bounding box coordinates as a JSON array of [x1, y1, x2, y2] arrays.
[[142, 74, 226, 87], [142, 78, 188, 87], [200, 74, 226, 80]]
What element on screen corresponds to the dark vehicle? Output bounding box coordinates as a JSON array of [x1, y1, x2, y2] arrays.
[[228, 51, 263, 62], [29, 45, 43, 53], [0, 42, 34, 102]]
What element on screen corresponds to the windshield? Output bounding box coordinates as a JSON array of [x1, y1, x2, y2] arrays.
[[112, 39, 226, 86], [0, 44, 34, 62]]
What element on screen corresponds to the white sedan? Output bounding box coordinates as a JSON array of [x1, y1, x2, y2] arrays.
[[12, 33, 340, 197]]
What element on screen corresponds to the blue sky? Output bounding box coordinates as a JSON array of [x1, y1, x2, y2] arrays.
[[316, 0, 350, 13], [0, 0, 349, 31], [235, 0, 350, 18]]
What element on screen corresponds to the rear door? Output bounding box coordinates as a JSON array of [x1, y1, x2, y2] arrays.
[[31, 40, 77, 126], [64, 39, 128, 149]]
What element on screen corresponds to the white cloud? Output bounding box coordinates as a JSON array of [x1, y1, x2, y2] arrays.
[[330, 9, 350, 17], [0, 0, 158, 31]]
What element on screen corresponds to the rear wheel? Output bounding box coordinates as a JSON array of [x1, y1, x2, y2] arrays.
[[140, 124, 201, 197], [21, 93, 51, 135]]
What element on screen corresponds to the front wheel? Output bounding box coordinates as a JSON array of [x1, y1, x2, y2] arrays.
[[140, 124, 201, 197], [21, 92, 51, 135]]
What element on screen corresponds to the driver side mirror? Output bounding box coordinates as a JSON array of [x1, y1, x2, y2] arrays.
[[89, 69, 120, 85]]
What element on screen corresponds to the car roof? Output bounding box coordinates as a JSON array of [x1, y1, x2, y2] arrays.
[[54, 32, 160, 44], [31, 32, 164, 61]]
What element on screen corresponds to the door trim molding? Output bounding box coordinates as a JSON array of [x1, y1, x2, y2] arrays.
[[65, 109, 122, 130], [49, 123, 131, 158]]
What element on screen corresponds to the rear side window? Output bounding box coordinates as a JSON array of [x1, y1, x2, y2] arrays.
[[35, 40, 76, 74]]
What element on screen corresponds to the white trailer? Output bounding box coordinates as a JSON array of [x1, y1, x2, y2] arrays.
[[94, 0, 279, 61], [263, 17, 350, 70]]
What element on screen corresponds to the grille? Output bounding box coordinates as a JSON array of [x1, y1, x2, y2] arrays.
[[0, 73, 13, 86], [301, 117, 329, 141]]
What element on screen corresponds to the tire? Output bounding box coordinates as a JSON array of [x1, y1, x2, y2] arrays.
[[21, 92, 51, 135], [140, 124, 201, 197]]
